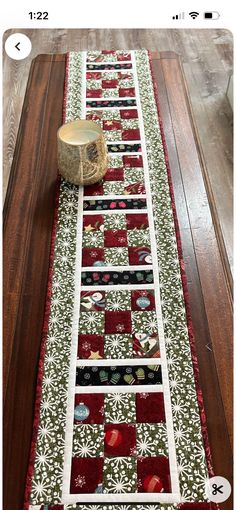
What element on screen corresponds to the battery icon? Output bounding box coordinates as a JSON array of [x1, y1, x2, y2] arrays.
[[204, 11, 220, 19]]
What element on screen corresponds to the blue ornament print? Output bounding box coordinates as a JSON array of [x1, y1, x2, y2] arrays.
[[74, 403, 90, 421], [136, 296, 150, 310]]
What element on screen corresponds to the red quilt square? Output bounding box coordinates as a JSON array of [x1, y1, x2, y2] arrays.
[[131, 290, 155, 311], [83, 182, 104, 196], [125, 182, 146, 195], [133, 332, 160, 358], [82, 248, 105, 267], [103, 168, 124, 181], [137, 456, 171, 493], [81, 291, 105, 311], [86, 89, 102, 98], [119, 87, 135, 97], [128, 247, 152, 265], [104, 230, 128, 247], [123, 155, 143, 167], [120, 109, 138, 119], [86, 72, 102, 80], [122, 128, 141, 141], [105, 311, 132, 334], [102, 50, 116, 55], [104, 424, 136, 456], [117, 52, 131, 61], [102, 79, 119, 89], [83, 214, 104, 232], [103, 119, 122, 131], [70, 457, 104, 493], [86, 112, 102, 121], [136, 393, 165, 423], [78, 334, 104, 360], [47, 506, 64, 510], [74, 393, 104, 424], [118, 72, 133, 80], [180, 504, 213, 510], [126, 213, 148, 229]]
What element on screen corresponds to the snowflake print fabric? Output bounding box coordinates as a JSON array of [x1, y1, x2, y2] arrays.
[[25, 50, 216, 510]]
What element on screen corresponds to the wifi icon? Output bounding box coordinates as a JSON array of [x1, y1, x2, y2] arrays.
[[189, 11, 199, 19]]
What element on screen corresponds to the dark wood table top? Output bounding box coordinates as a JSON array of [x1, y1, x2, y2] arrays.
[[3, 51, 233, 510]]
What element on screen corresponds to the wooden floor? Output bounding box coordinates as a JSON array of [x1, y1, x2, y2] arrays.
[[3, 29, 233, 279], [3, 49, 233, 510]]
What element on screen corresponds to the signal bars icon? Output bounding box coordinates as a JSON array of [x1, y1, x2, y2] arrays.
[[172, 12, 185, 19], [172, 11, 200, 20]]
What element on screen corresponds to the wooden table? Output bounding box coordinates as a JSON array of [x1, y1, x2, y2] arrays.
[[3, 52, 233, 510]]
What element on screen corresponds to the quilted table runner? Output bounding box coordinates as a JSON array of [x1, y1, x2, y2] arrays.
[[25, 50, 216, 510]]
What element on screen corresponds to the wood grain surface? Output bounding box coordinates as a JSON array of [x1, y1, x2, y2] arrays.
[[3, 54, 66, 510], [3, 52, 233, 510], [160, 56, 233, 442], [152, 54, 233, 510]]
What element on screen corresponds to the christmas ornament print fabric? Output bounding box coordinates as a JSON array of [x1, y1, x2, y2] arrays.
[[26, 50, 215, 510]]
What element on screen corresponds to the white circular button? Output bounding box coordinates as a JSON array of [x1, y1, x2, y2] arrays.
[[5, 33, 32, 60], [205, 476, 231, 503]]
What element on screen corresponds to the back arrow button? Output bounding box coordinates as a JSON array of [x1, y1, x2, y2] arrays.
[[5, 33, 32, 60]]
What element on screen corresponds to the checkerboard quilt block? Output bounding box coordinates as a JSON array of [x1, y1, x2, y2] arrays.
[[82, 212, 151, 268], [83, 153, 146, 197], [71, 392, 168, 494], [25, 50, 216, 510], [78, 289, 159, 360]]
